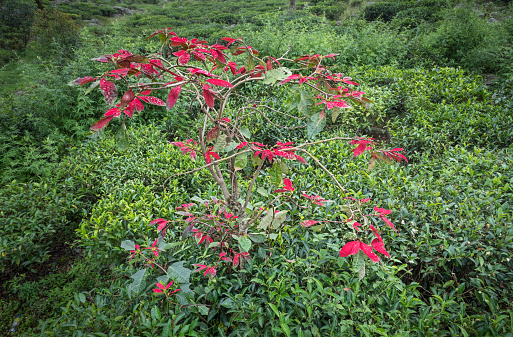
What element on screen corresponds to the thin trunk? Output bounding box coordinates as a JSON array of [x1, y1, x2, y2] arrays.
[[290, 0, 296, 9], [35, 0, 44, 10]]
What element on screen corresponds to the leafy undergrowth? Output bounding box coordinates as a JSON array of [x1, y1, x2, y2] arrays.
[[1, 2, 513, 336]]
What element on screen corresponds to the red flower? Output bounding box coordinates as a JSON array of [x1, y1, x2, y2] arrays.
[[301, 192, 329, 206], [153, 281, 181, 295], [275, 178, 294, 193], [374, 206, 396, 232], [193, 264, 217, 278], [143, 239, 162, 258]]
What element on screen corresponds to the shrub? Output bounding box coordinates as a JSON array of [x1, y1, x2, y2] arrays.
[[29, 9, 81, 61], [0, 0, 37, 50]]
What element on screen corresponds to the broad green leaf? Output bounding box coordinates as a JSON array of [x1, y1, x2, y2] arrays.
[[354, 251, 365, 279], [191, 196, 206, 203], [121, 240, 136, 251], [245, 56, 255, 71], [213, 134, 227, 153], [307, 111, 326, 139], [167, 261, 191, 284], [280, 160, 289, 174], [116, 122, 128, 150], [270, 161, 282, 187], [332, 107, 341, 123], [198, 305, 209, 315], [358, 262, 366, 280], [262, 67, 292, 85], [256, 187, 268, 197], [128, 268, 146, 294], [238, 235, 252, 253], [248, 233, 267, 243], [224, 142, 238, 152], [234, 153, 248, 171], [297, 90, 313, 115], [257, 209, 274, 230], [239, 128, 251, 139], [157, 274, 169, 285], [252, 154, 262, 167], [272, 210, 288, 229]]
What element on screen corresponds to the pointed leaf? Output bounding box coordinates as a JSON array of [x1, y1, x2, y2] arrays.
[[166, 86, 181, 110], [139, 96, 165, 106], [271, 210, 288, 229], [212, 134, 227, 153], [307, 111, 326, 139], [129, 269, 147, 294], [167, 261, 192, 284], [234, 153, 248, 171], [269, 161, 282, 188], [121, 240, 136, 251], [331, 107, 341, 123], [206, 127, 219, 143], [238, 235, 252, 253], [99, 78, 118, 106], [371, 238, 390, 258], [90, 116, 114, 132], [203, 87, 214, 108], [257, 209, 274, 230], [206, 78, 233, 88], [239, 128, 251, 139]]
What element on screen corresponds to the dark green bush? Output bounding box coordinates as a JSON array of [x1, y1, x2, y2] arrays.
[[0, 177, 89, 271], [29, 9, 81, 61], [363, 1, 412, 22], [56, 2, 118, 20], [0, 0, 37, 50]]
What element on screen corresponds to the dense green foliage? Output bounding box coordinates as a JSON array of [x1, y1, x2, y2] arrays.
[[0, 0, 512, 335]]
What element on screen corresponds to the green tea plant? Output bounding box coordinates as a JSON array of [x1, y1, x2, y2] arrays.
[[69, 27, 407, 308]]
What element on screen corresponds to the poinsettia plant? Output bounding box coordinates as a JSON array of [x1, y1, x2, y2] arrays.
[[70, 28, 408, 298]]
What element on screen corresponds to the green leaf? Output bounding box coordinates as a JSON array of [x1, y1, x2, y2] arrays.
[[262, 67, 292, 85], [245, 56, 255, 71], [248, 233, 267, 243], [280, 160, 289, 174], [332, 107, 341, 123], [84, 80, 100, 95], [238, 235, 252, 253], [256, 187, 268, 197], [252, 154, 262, 167], [257, 209, 274, 230], [128, 268, 146, 294], [270, 161, 282, 187], [272, 210, 288, 229], [268, 303, 280, 318], [239, 128, 252, 139], [197, 305, 209, 315], [234, 153, 248, 171], [167, 261, 191, 284], [297, 90, 313, 115], [307, 111, 326, 139], [443, 280, 455, 288], [213, 134, 227, 153], [224, 142, 238, 152], [116, 122, 128, 150], [162, 320, 172, 337], [353, 251, 365, 280], [121, 240, 136, 251], [280, 321, 291, 337]]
